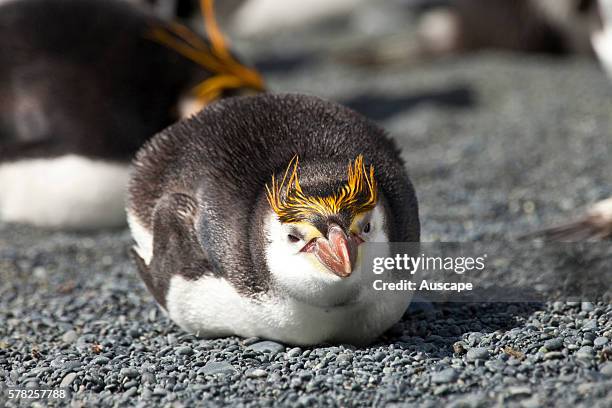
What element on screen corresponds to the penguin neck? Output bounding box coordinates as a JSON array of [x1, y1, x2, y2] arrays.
[[247, 189, 275, 293]]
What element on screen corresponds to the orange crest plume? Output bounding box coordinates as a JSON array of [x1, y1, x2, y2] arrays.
[[266, 155, 378, 223], [148, 0, 265, 104]]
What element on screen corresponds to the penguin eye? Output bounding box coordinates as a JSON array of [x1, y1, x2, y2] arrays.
[[287, 234, 301, 243], [363, 223, 371, 234]]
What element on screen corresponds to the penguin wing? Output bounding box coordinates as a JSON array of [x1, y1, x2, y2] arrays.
[[131, 192, 213, 309], [520, 198, 612, 241]]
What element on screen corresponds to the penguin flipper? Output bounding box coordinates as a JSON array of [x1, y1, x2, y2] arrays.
[[519, 198, 612, 241], [520, 219, 610, 241], [141, 192, 212, 309]]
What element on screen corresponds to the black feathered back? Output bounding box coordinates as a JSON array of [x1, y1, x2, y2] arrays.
[[0, 0, 206, 161]]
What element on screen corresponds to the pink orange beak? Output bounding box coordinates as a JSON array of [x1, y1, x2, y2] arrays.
[[301, 224, 362, 278]]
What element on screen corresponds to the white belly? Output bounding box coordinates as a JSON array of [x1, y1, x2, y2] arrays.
[[166, 274, 410, 346], [0, 154, 130, 229]]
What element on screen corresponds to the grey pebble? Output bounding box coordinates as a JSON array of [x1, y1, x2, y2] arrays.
[[466, 348, 490, 362], [576, 346, 595, 360], [582, 320, 598, 331], [507, 386, 531, 396], [120, 368, 139, 379], [246, 341, 285, 354], [61, 330, 78, 344], [175, 346, 194, 356], [336, 353, 353, 364], [92, 356, 110, 365], [600, 363, 612, 378], [544, 352, 564, 360], [432, 368, 458, 384], [287, 347, 302, 358], [59, 372, 77, 388], [544, 338, 564, 351], [581, 302, 594, 312], [242, 337, 260, 346], [246, 368, 268, 378], [198, 361, 236, 376], [593, 337, 609, 347]]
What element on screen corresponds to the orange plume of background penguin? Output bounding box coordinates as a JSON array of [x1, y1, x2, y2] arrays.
[[0, 0, 263, 229], [127, 93, 420, 345]]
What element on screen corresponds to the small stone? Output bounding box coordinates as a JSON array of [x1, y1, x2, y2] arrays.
[[175, 346, 194, 356], [198, 361, 236, 376], [373, 351, 386, 362], [62, 330, 78, 344], [62, 360, 82, 371], [581, 302, 594, 312], [33, 266, 47, 279], [576, 346, 594, 359], [521, 396, 542, 408], [552, 301, 564, 311], [243, 337, 260, 346], [123, 388, 137, 399], [544, 352, 563, 360], [120, 368, 139, 379], [466, 347, 490, 362], [453, 341, 467, 355], [468, 332, 483, 346], [507, 386, 531, 396], [544, 338, 563, 351], [246, 368, 268, 378], [336, 353, 353, 364], [433, 385, 450, 395], [287, 347, 302, 358], [600, 362, 612, 378], [431, 368, 458, 384], [246, 341, 285, 354], [92, 356, 110, 365], [593, 337, 609, 347], [582, 320, 597, 331], [60, 372, 77, 388]]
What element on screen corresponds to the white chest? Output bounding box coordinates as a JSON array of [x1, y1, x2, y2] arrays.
[[165, 274, 410, 346]]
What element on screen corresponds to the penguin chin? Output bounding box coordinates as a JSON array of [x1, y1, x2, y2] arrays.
[[263, 209, 390, 308]]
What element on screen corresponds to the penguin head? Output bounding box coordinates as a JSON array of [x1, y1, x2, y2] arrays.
[[263, 155, 389, 302]]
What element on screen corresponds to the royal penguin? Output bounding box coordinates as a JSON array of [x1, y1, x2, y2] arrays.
[[344, 0, 603, 66], [127, 93, 420, 346], [0, 0, 263, 229]]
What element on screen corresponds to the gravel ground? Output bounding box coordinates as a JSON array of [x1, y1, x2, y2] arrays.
[[2, 11, 612, 408]]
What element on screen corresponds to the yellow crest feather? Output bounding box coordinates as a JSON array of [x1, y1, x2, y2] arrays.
[[148, 0, 265, 105], [266, 155, 378, 223]]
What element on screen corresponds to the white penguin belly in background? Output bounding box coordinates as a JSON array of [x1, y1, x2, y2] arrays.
[[0, 0, 264, 230], [0, 155, 129, 229]]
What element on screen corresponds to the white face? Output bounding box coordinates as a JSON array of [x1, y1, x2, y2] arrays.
[[264, 205, 389, 307]]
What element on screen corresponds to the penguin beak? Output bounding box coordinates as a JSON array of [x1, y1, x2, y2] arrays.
[[302, 223, 359, 278]]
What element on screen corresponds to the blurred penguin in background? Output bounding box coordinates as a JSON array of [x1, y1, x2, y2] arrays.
[[0, 0, 264, 229], [341, 0, 607, 67], [521, 1, 612, 241]]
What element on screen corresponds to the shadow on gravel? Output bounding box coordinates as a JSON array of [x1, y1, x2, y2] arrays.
[[342, 85, 477, 121], [372, 302, 544, 357]]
